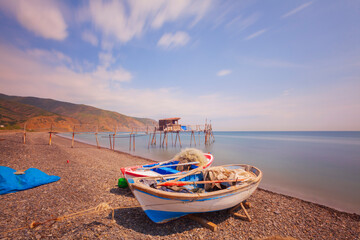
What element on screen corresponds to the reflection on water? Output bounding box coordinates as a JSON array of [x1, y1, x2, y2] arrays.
[[59, 131, 360, 214]]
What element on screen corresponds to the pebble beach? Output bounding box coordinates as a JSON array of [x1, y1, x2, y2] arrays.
[[0, 132, 359, 239]]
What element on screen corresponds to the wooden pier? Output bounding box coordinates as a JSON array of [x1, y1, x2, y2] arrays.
[[148, 118, 214, 149], [20, 117, 215, 151]]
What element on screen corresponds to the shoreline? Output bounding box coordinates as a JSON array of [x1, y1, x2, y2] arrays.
[[57, 132, 359, 215], [56, 133, 158, 164], [1, 132, 359, 239]]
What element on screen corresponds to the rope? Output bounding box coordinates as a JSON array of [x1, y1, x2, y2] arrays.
[[1, 200, 195, 236]]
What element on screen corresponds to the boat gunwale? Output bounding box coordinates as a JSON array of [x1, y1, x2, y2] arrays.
[[123, 153, 214, 177]]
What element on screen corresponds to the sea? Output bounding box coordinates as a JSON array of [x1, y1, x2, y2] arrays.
[[59, 131, 360, 214]]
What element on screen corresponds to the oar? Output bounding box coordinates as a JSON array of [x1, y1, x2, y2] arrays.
[[147, 158, 174, 168], [158, 178, 246, 187], [160, 166, 206, 185], [139, 161, 200, 170]]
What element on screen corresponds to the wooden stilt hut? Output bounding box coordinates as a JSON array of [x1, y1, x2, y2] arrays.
[[158, 118, 181, 132]]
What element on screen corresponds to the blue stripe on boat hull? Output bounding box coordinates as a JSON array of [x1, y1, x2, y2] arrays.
[[136, 188, 238, 202], [144, 210, 195, 223]]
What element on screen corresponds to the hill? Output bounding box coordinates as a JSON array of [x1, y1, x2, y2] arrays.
[[0, 93, 157, 132]]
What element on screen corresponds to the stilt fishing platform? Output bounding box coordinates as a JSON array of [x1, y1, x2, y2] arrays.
[[20, 117, 215, 151]]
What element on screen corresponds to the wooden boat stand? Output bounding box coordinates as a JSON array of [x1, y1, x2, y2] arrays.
[[186, 201, 252, 232], [229, 201, 252, 222]]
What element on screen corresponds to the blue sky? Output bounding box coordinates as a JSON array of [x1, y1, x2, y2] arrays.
[[0, 0, 359, 130]]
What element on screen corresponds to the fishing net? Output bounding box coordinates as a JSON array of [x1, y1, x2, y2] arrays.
[[203, 166, 256, 191], [173, 148, 207, 171]]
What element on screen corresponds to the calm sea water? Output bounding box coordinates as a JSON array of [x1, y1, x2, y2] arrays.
[[59, 131, 360, 214]]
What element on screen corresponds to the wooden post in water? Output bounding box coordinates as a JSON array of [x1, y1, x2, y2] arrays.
[[160, 131, 162, 147], [133, 133, 135, 151], [49, 123, 53, 146], [151, 127, 156, 145], [129, 128, 133, 151], [204, 119, 208, 145], [154, 131, 157, 145], [175, 131, 182, 148], [175, 131, 178, 147], [198, 130, 200, 146], [162, 131, 168, 148], [161, 131, 165, 147], [71, 125, 75, 148], [129, 133, 131, 151], [23, 122, 27, 144], [113, 128, 116, 150], [109, 134, 112, 150], [171, 132, 174, 146], [190, 130, 193, 146], [166, 131, 168, 148], [95, 125, 100, 149], [190, 130, 196, 146], [148, 132, 151, 149], [178, 131, 182, 148]]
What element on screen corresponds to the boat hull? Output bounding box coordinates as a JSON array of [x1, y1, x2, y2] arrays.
[[131, 181, 259, 223], [127, 164, 262, 223]]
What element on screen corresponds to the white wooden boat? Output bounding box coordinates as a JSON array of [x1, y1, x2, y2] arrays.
[[127, 164, 262, 223], [121, 152, 214, 179]]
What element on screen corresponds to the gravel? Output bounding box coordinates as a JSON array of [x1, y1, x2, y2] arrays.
[[0, 132, 359, 239]]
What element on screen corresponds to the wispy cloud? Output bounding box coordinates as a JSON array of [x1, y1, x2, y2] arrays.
[[81, 0, 211, 48], [239, 57, 305, 68], [226, 13, 260, 32], [157, 31, 190, 49], [282, 2, 313, 18], [82, 31, 98, 46], [282, 89, 292, 96], [244, 28, 267, 40], [217, 69, 232, 77], [27, 48, 71, 62], [0, 0, 67, 40]]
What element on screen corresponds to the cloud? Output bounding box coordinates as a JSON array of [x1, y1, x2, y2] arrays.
[[1, 43, 359, 131], [0, 43, 131, 100], [82, 31, 98, 46], [282, 2, 313, 18], [80, 0, 211, 47], [239, 57, 304, 68], [282, 89, 292, 96], [157, 31, 190, 49], [225, 13, 260, 32], [0, 0, 67, 40], [244, 28, 267, 40], [26, 48, 72, 65], [98, 52, 115, 68], [92, 66, 132, 83], [217, 69, 232, 77]]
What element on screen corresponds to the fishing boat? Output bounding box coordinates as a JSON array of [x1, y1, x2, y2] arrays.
[[127, 164, 262, 223], [121, 149, 214, 179]]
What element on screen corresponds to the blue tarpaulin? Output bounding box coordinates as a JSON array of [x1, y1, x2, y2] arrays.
[[0, 166, 60, 195]]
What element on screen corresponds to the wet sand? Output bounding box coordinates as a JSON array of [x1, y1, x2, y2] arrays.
[[0, 132, 359, 239]]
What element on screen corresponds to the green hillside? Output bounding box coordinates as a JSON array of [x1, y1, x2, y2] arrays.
[[0, 93, 157, 131]]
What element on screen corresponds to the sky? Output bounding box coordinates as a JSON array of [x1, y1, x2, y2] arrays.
[[0, 0, 359, 131]]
